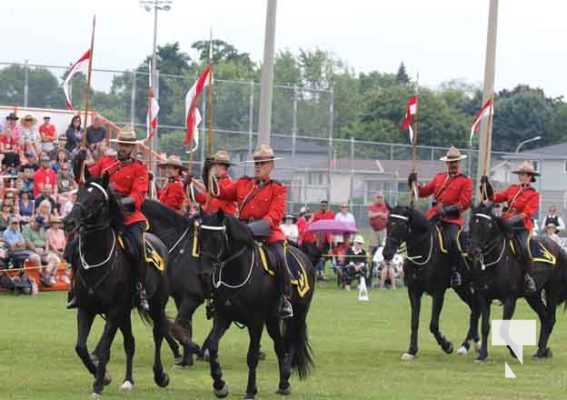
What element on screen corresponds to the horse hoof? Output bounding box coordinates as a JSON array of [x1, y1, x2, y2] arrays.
[[174, 359, 193, 369], [474, 340, 482, 353], [276, 386, 291, 396], [155, 373, 170, 388], [119, 380, 134, 391], [475, 357, 486, 364], [457, 346, 468, 356], [533, 348, 553, 360], [103, 372, 112, 386], [443, 342, 454, 354], [90, 392, 101, 400], [401, 352, 415, 361], [214, 384, 229, 398]]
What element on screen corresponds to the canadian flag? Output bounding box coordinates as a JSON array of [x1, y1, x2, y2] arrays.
[[146, 88, 160, 140], [185, 65, 211, 147], [62, 49, 91, 110], [469, 98, 494, 146], [400, 95, 418, 142]]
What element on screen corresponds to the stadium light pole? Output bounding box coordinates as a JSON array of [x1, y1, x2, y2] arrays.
[[515, 136, 541, 154], [140, 0, 172, 151]]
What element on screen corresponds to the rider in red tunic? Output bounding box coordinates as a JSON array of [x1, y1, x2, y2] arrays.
[[191, 150, 237, 216], [482, 161, 539, 294], [157, 155, 187, 213], [205, 144, 293, 319], [69, 128, 150, 311], [408, 146, 473, 287]]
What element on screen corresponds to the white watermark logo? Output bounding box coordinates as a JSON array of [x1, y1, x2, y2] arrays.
[[491, 320, 536, 378]]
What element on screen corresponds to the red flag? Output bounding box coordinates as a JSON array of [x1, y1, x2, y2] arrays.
[[469, 98, 494, 146], [185, 65, 211, 146], [62, 49, 91, 110], [146, 88, 160, 140], [400, 95, 418, 142]]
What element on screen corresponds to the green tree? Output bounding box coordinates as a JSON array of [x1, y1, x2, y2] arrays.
[[395, 62, 410, 85], [0, 65, 65, 109]]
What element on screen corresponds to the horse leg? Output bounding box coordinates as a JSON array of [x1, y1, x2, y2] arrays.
[[526, 291, 554, 360], [208, 316, 231, 398], [149, 302, 170, 388], [176, 296, 202, 367], [430, 290, 453, 354], [75, 308, 97, 377], [454, 287, 481, 355], [501, 298, 518, 359], [266, 317, 291, 395], [244, 321, 264, 400], [402, 286, 422, 360], [201, 321, 232, 361], [118, 314, 135, 391], [476, 291, 491, 362], [92, 316, 120, 397]]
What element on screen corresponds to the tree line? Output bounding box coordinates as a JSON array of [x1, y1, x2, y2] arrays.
[[0, 40, 565, 155]]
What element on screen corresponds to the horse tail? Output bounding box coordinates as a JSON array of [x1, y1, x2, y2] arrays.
[[286, 305, 314, 380], [136, 307, 154, 326], [549, 240, 567, 311]]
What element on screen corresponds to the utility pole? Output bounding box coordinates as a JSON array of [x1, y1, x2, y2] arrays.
[[476, 0, 499, 197], [257, 0, 277, 146]]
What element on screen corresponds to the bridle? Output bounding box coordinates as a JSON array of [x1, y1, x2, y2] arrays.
[[199, 222, 251, 289], [468, 212, 507, 270], [387, 213, 433, 266]]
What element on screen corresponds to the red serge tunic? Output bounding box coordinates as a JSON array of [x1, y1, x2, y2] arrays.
[[195, 172, 237, 215], [418, 172, 473, 227], [158, 177, 186, 212], [490, 184, 539, 231], [89, 156, 148, 226], [215, 177, 286, 243]]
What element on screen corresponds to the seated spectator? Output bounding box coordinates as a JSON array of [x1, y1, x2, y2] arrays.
[[65, 115, 83, 154], [18, 189, 34, 223], [60, 189, 77, 218], [544, 223, 562, 245], [39, 115, 57, 154], [343, 235, 367, 291], [331, 234, 350, 272], [91, 139, 113, 161], [46, 215, 69, 284], [56, 162, 77, 196], [33, 154, 58, 198], [3, 190, 17, 207], [51, 149, 71, 174], [35, 183, 58, 213], [1, 112, 22, 169], [3, 216, 41, 270], [20, 114, 41, 157], [86, 115, 107, 149], [23, 215, 60, 287], [0, 201, 13, 231], [35, 200, 55, 226], [280, 214, 299, 244], [20, 164, 36, 193]]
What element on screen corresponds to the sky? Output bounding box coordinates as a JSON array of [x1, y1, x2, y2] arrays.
[[1, 0, 566, 97]]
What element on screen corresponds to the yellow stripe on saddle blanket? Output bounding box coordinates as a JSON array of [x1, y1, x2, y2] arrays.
[[256, 242, 311, 298], [509, 239, 557, 265], [117, 233, 166, 271]]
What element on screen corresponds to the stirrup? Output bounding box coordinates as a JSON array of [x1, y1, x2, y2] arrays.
[[137, 286, 150, 312], [450, 270, 462, 288], [277, 297, 293, 319], [524, 274, 536, 295]]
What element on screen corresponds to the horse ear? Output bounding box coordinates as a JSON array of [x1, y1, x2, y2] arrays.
[[101, 172, 110, 188]]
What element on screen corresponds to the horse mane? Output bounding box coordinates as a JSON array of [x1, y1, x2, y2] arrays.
[[223, 214, 254, 246], [391, 204, 430, 232], [85, 176, 125, 231], [141, 199, 194, 248]]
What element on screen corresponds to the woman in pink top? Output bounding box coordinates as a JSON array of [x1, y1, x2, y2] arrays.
[[46, 215, 69, 284]]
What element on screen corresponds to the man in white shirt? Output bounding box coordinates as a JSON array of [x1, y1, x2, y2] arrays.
[[541, 205, 565, 234]]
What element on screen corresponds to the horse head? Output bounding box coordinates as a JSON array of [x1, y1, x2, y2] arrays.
[[383, 205, 429, 261], [63, 173, 118, 234], [467, 201, 504, 261]]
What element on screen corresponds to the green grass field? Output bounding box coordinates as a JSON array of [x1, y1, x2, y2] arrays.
[[1, 279, 567, 400]]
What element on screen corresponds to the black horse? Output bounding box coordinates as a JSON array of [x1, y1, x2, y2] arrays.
[[199, 210, 315, 399], [142, 199, 204, 366], [63, 175, 182, 398], [382, 205, 480, 360], [467, 202, 567, 362]]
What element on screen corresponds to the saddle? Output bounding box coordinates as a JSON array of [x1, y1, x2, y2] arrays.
[[117, 233, 166, 271], [509, 237, 556, 266], [255, 242, 311, 298]]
